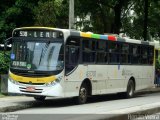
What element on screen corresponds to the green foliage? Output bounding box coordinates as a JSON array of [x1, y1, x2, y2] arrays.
[[34, 0, 68, 28], [121, 0, 160, 40], [0, 51, 10, 74], [0, 0, 38, 43], [0, 0, 160, 41], [75, 0, 114, 33], [34, 1, 57, 26], [75, 0, 132, 34]]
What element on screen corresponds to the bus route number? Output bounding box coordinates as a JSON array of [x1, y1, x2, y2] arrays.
[[20, 31, 28, 37]]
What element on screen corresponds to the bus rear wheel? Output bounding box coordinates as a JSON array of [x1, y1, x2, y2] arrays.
[[34, 96, 46, 101], [76, 83, 88, 104], [126, 80, 135, 98]]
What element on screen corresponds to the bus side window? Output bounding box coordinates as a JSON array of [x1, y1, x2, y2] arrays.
[[69, 47, 79, 64], [148, 46, 154, 65], [108, 41, 120, 64], [131, 45, 141, 64], [82, 39, 96, 63], [65, 37, 80, 75], [96, 41, 106, 63], [141, 45, 148, 64], [121, 43, 130, 64]]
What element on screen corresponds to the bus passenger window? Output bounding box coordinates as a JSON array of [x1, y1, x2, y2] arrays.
[[120, 43, 129, 64], [148, 46, 154, 65], [108, 41, 120, 64], [109, 42, 119, 53], [96, 41, 106, 63], [131, 45, 141, 64], [97, 52, 105, 63], [141, 46, 148, 64], [82, 39, 96, 63], [121, 43, 129, 53]]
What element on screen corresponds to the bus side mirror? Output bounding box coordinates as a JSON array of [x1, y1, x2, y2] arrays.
[[4, 37, 12, 51], [4, 37, 12, 59]]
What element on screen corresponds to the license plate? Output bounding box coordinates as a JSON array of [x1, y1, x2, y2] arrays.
[[26, 86, 35, 91]]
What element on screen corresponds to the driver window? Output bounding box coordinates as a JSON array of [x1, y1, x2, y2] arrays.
[[65, 37, 80, 75]]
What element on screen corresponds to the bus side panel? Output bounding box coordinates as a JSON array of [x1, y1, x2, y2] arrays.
[[64, 65, 88, 97]]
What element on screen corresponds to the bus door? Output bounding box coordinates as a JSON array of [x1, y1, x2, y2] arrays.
[[155, 49, 160, 86]]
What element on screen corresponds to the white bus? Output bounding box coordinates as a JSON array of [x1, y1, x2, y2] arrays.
[[7, 27, 154, 104]]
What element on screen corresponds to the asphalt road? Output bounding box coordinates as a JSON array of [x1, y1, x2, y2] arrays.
[[5, 92, 160, 120]]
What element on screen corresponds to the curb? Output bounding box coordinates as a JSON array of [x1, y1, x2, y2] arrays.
[[136, 87, 160, 95], [0, 103, 37, 112]]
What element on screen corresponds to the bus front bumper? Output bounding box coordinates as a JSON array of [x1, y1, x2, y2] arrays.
[[8, 79, 64, 97]]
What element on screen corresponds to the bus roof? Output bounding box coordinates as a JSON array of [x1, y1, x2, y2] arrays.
[[70, 30, 154, 46], [13, 27, 154, 46]]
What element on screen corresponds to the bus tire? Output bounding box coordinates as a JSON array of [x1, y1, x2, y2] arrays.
[[34, 96, 46, 101], [126, 80, 135, 98], [76, 83, 88, 104]]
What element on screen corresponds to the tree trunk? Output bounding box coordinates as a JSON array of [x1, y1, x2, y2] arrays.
[[98, 4, 108, 33], [113, 0, 123, 34]]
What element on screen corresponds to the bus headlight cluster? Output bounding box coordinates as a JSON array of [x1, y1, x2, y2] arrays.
[[9, 77, 19, 85], [45, 77, 62, 86]]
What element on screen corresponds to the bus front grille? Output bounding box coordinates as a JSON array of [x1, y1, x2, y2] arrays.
[[18, 82, 45, 85], [20, 90, 42, 93], [19, 87, 43, 93]]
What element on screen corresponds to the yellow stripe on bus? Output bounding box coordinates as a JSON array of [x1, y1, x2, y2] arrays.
[[9, 72, 57, 83], [80, 32, 92, 38]]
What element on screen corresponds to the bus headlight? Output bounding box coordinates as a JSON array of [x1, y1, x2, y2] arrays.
[[45, 77, 62, 86], [45, 81, 56, 86], [9, 77, 19, 85]]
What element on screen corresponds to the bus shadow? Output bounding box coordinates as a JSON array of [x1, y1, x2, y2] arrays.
[[87, 92, 148, 104], [8, 93, 150, 114], [27, 93, 144, 108], [13, 91, 151, 110]]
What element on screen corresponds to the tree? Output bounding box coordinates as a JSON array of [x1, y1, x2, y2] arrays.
[[1, 0, 160, 41], [0, 0, 39, 43], [34, 0, 69, 28], [75, 0, 132, 34], [122, 0, 160, 40], [0, 0, 16, 42]]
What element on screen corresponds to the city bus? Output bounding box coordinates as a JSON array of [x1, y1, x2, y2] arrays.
[[6, 27, 155, 104]]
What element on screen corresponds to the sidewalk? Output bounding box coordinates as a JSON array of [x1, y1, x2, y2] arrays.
[[137, 86, 160, 95], [0, 86, 160, 113], [0, 96, 36, 112]]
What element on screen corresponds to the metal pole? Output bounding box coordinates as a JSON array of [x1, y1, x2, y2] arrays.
[[69, 0, 74, 29]]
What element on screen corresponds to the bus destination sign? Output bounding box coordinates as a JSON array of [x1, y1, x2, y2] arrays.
[[13, 30, 63, 38]]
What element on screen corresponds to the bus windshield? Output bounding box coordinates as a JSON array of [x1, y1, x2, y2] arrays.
[[10, 39, 64, 72]]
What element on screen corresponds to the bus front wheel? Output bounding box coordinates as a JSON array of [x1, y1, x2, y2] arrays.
[[76, 83, 88, 104]]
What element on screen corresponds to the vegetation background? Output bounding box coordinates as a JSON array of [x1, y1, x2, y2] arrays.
[[1, 0, 160, 94], [0, 0, 160, 72], [0, 0, 160, 42]]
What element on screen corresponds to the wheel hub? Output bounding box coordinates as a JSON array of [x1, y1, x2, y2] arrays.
[[80, 88, 86, 100]]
